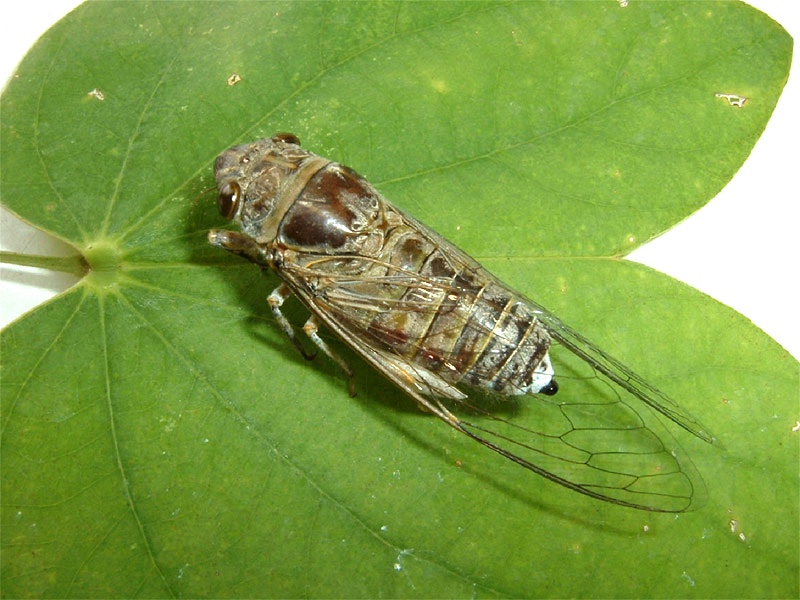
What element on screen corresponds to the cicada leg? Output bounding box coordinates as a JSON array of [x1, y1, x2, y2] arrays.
[[267, 284, 356, 396], [267, 284, 316, 361], [302, 315, 357, 397]]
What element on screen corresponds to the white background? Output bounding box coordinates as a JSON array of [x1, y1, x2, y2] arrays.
[[1, 1, 798, 361]]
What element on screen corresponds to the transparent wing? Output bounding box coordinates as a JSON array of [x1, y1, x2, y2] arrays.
[[279, 256, 708, 512], [441, 343, 708, 512], [526, 299, 717, 446]]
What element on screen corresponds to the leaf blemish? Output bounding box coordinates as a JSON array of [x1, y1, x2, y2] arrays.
[[393, 548, 414, 574], [715, 93, 747, 107], [430, 79, 448, 94]]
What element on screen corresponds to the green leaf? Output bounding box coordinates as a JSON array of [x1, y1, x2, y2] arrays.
[[1, 2, 796, 598]]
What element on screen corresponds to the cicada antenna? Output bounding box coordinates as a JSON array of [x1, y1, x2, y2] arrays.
[[192, 182, 218, 206]]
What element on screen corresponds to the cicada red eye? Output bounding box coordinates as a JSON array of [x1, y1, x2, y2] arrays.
[[217, 181, 241, 219], [272, 132, 300, 145]]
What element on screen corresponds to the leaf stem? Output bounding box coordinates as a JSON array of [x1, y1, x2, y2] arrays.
[[0, 251, 88, 277]]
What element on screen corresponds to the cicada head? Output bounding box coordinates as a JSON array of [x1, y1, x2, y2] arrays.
[[214, 133, 313, 240]]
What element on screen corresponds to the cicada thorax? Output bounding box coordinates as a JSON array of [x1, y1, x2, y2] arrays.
[[215, 136, 385, 254], [217, 137, 558, 397]]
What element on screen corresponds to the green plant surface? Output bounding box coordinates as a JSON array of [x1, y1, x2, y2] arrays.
[[1, 2, 796, 598]]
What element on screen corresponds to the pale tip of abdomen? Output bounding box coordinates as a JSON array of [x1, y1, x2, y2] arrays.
[[524, 353, 557, 395]]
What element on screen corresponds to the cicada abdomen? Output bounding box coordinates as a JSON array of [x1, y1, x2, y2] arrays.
[[359, 231, 560, 397], [209, 133, 715, 513]]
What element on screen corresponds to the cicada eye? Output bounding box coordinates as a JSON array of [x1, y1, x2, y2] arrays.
[[273, 132, 300, 145], [217, 181, 241, 219]]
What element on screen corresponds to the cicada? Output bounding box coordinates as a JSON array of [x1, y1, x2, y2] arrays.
[[208, 133, 715, 512]]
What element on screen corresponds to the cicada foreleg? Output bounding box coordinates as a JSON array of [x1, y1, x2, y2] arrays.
[[267, 284, 317, 361], [267, 284, 357, 396]]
